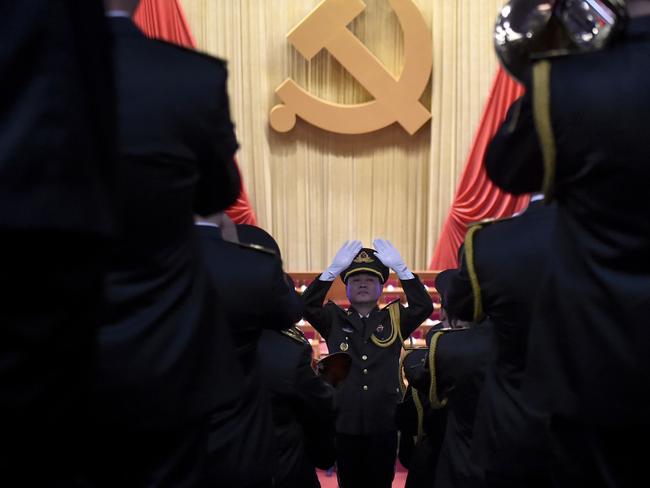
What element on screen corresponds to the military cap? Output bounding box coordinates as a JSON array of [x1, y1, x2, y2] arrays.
[[435, 268, 458, 312], [341, 248, 389, 284]]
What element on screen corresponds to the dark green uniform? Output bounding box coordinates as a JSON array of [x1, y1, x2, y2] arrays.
[[302, 276, 433, 487]]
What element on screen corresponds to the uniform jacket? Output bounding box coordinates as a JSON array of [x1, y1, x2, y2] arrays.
[[484, 15, 650, 425], [436, 201, 555, 476], [302, 276, 433, 434], [404, 324, 491, 488], [198, 224, 304, 486], [0, 1, 116, 235], [95, 18, 241, 432], [398, 325, 447, 488], [258, 328, 336, 488]]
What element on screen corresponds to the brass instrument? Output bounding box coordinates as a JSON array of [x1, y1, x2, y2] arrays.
[[316, 352, 352, 387], [494, 0, 627, 81]]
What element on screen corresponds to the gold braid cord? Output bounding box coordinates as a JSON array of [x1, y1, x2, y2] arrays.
[[428, 331, 448, 409], [532, 60, 556, 201], [399, 349, 424, 444], [371, 301, 402, 348], [399, 349, 411, 397], [412, 387, 425, 445], [464, 225, 485, 322]]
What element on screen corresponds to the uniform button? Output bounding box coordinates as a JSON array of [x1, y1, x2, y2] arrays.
[[363, 369, 368, 374], [362, 355, 368, 361], [363, 385, 368, 391]]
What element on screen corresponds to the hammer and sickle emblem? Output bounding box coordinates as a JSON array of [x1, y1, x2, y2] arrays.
[[269, 0, 433, 135]]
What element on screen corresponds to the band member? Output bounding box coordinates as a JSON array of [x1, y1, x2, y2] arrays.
[[302, 240, 433, 488]]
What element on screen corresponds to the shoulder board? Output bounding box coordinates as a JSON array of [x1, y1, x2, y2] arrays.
[[228, 241, 276, 256], [468, 214, 519, 228], [150, 39, 227, 66], [281, 327, 309, 345]]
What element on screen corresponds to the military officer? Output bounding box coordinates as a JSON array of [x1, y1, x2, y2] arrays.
[[302, 239, 433, 488]]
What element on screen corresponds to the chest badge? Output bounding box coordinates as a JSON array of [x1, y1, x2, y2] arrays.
[[340, 342, 349, 352], [375, 324, 384, 334]]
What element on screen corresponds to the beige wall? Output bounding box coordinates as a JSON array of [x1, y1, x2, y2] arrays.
[[181, 0, 505, 271]]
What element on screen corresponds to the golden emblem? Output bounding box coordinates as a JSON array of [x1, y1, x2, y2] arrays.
[[340, 342, 349, 352], [269, 0, 433, 135], [353, 251, 374, 264]]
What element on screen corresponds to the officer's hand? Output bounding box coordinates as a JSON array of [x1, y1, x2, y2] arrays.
[[373, 238, 414, 280], [321, 240, 363, 281]]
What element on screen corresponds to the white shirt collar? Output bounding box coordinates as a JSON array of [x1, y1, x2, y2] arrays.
[[106, 10, 131, 18], [530, 193, 545, 203]]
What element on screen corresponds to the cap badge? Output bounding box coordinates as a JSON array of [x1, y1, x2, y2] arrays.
[[353, 251, 374, 264]]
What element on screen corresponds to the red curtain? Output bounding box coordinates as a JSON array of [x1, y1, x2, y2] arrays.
[[429, 68, 529, 270], [133, 0, 258, 225]]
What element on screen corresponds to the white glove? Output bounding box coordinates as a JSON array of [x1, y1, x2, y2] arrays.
[[321, 240, 363, 281], [373, 238, 414, 280]]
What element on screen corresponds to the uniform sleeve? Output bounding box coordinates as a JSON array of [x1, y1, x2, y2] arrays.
[[194, 63, 241, 216], [301, 276, 335, 339], [263, 263, 304, 330], [293, 346, 337, 470], [399, 275, 434, 337], [484, 86, 545, 195]]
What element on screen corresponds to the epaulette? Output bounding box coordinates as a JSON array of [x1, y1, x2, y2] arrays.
[[281, 326, 309, 345], [227, 241, 276, 256], [467, 214, 518, 228]]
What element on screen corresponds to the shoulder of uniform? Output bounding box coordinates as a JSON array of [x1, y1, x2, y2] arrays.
[[382, 298, 402, 309], [150, 39, 227, 68], [468, 214, 519, 229], [281, 326, 309, 345], [226, 241, 277, 256]]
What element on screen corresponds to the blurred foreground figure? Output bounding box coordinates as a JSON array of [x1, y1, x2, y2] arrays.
[[0, 1, 116, 483], [87, 1, 243, 485], [486, 1, 650, 485]]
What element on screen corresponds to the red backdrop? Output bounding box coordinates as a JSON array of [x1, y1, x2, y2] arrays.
[[429, 68, 529, 270], [133, 0, 257, 225]]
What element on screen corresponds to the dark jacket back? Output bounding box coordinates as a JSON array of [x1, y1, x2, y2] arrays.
[[0, 1, 116, 235], [485, 16, 650, 424], [258, 329, 336, 488], [198, 224, 304, 486], [95, 18, 242, 432], [440, 202, 555, 476]]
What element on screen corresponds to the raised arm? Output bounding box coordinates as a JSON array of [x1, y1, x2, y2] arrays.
[[302, 240, 362, 339], [373, 239, 433, 337], [484, 87, 545, 195]]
